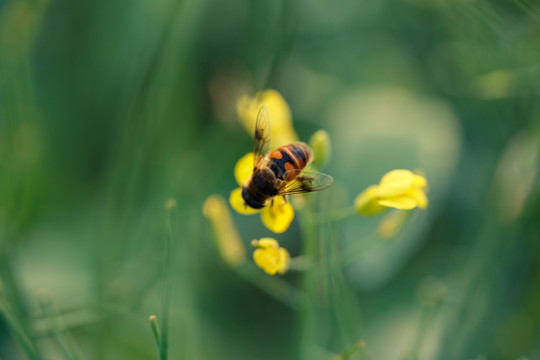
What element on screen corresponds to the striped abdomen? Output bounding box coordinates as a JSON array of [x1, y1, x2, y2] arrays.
[[268, 142, 312, 182]]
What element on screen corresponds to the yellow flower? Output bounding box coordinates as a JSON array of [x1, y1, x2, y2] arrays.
[[354, 185, 387, 216], [202, 195, 246, 267], [251, 238, 290, 275], [236, 89, 298, 148], [355, 169, 428, 216], [229, 152, 295, 233], [260, 196, 295, 233]]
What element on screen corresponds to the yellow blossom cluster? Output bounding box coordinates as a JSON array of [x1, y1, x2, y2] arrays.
[[229, 152, 295, 233], [204, 89, 430, 277], [229, 90, 306, 275]]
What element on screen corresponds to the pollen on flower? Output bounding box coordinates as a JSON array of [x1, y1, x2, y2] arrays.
[[251, 238, 290, 275]]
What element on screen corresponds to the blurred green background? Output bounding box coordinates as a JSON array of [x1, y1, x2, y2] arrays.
[[1, 0, 540, 359]]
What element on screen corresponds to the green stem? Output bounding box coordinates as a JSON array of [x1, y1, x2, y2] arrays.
[[264, 0, 298, 89], [326, 221, 359, 348], [333, 340, 365, 360], [0, 298, 40, 360], [300, 201, 364, 359], [233, 265, 302, 310], [298, 204, 318, 360], [39, 295, 80, 360], [149, 315, 161, 349], [314, 206, 357, 225], [0, 256, 42, 360], [405, 305, 435, 360], [342, 232, 382, 266], [0, 255, 27, 328], [159, 206, 174, 360]]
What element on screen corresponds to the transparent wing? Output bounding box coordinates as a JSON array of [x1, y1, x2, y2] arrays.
[[277, 170, 334, 195], [253, 106, 272, 168]]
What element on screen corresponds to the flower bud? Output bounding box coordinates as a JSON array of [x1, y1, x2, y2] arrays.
[[378, 210, 408, 238], [203, 195, 246, 267], [309, 130, 331, 169]]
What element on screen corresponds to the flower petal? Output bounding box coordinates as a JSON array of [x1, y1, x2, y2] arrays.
[[354, 185, 387, 216], [234, 152, 254, 186], [377, 169, 415, 197], [252, 238, 279, 248], [229, 188, 260, 215], [260, 196, 294, 233], [252, 237, 290, 275], [253, 246, 281, 275], [378, 196, 418, 210], [277, 248, 291, 275], [413, 173, 428, 189], [409, 187, 428, 209]]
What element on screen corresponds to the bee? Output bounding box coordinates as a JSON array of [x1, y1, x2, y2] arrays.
[[241, 106, 333, 209]]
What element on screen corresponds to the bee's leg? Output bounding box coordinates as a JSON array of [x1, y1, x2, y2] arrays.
[[282, 195, 287, 203], [270, 198, 275, 207]]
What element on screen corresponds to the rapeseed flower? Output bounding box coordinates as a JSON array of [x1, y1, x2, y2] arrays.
[[355, 169, 428, 216], [229, 152, 295, 233], [230, 90, 331, 233], [251, 238, 290, 275], [236, 89, 298, 148]]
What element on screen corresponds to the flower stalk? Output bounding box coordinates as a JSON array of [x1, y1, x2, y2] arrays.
[[158, 199, 176, 360], [149, 315, 161, 349], [0, 278, 41, 360], [38, 291, 80, 360], [0, 299, 40, 360], [203, 195, 246, 267]]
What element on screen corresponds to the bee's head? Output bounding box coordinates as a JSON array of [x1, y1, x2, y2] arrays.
[[241, 186, 266, 209]]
